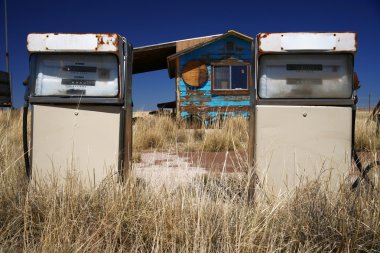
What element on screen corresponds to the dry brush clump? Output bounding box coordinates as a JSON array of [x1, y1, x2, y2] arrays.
[[133, 115, 249, 153], [1, 110, 380, 252], [202, 116, 248, 152], [355, 110, 380, 151], [133, 116, 177, 151]]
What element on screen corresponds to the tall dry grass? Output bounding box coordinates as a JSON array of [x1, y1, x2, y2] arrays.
[[133, 111, 379, 153], [133, 115, 248, 153], [0, 110, 380, 252], [355, 110, 380, 151]]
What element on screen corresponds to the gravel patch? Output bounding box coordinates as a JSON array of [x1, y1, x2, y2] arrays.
[[133, 152, 207, 191]]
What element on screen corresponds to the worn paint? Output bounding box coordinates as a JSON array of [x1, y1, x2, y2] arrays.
[[177, 35, 252, 124], [257, 32, 357, 54], [27, 33, 120, 53]]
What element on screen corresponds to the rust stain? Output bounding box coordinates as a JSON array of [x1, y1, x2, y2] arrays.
[[257, 34, 263, 54], [95, 34, 118, 50], [260, 32, 270, 39], [257, 32, 274, 54], [98, 36, 105, 45]]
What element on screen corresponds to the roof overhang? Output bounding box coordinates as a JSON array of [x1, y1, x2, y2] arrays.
[[133, 42, 176, 74]]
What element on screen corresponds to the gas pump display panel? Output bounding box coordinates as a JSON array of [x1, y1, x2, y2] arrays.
[[258, 54, 353, 99], [31, 54, 119, 97]]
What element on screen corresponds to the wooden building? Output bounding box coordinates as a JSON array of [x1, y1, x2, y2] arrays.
[[133, 30, 253, 125]]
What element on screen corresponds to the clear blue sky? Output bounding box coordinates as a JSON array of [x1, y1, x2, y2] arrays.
[[0, 0, 379, 110]]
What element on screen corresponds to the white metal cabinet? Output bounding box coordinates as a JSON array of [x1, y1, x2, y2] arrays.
[[31, 105, 122, 187], [255, 105, 352, 194]]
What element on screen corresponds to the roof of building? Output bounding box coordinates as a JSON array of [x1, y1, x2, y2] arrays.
[[166, 30, 253, 78], [132, 30, 252, 76], [132, 34, 221, 74]]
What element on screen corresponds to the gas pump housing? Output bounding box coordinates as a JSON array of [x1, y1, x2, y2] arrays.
[[251, 32, 357, 195], [26, 33, 133, 186]]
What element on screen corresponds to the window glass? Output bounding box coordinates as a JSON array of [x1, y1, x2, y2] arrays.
[[214, 66, 230, 89], [258, 54, 353, 99], [231, 65, 248, 89], [213, 64, 248, 90], [32, 54, 119, 97]]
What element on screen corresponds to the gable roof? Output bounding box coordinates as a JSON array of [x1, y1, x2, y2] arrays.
[[167, 30, 253, 78], [132, 34, 221, 74]]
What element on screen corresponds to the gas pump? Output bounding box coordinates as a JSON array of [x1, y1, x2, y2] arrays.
[[25, 33, 133, 187], [0, 71, 12, 107], [251, 32, 357, 195]]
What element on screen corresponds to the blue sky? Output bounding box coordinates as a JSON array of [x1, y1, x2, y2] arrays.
[[0, 0, 379, 109]]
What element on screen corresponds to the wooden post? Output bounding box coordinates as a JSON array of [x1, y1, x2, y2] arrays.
[[176, 58, 180, 120], [122, 42, 133, 182], [247, 63, 256, 204]]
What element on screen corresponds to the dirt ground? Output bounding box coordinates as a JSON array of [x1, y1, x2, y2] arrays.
[[133, 150, 380, 191], [176, 151, 248, 173], [133, 152, 207, 191], [132, 151, 249, 191]]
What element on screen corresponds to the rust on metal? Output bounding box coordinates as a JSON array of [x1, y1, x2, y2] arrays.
[[257, 32, 277, 55], [257, 33, 263, 54], [28, 33, 122, 53], [95, 33, 118, 50], [257, 32, 357, 54]]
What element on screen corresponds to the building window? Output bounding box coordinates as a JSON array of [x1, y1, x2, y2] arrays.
[[213, 64, 249, 91]]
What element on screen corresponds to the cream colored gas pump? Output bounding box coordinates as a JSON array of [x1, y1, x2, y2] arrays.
[[25, 33, 133, 187], [251, 32, 357, 196]]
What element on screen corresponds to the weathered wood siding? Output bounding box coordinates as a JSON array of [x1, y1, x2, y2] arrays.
[[176, 36, 219, 52], [178, 35, 252, 124]]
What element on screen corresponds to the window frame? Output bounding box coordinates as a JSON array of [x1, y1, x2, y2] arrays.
[[211, 60, 250, 95]]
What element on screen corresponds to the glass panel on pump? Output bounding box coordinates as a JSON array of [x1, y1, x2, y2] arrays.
[[32, 54, 119, 97], [258, 54, 353, 99]]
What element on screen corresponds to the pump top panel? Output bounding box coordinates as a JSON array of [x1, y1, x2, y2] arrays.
[[26, 33, 130, 101], [257, 32, 357, 53], [27, 33, 123, 53], [256, 32, 357, 102]]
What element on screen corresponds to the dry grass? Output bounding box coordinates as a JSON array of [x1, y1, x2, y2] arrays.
[[133, 115, 248, 153], [1, 110, 380, 252], [355, 110, 380, 151], [133, 116, 177, 151]]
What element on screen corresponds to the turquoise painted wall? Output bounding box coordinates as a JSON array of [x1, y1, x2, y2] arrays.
[[178, 35, 252, 124]]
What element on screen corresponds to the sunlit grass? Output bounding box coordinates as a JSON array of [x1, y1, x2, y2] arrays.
[[0, 109, 379, 252]]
